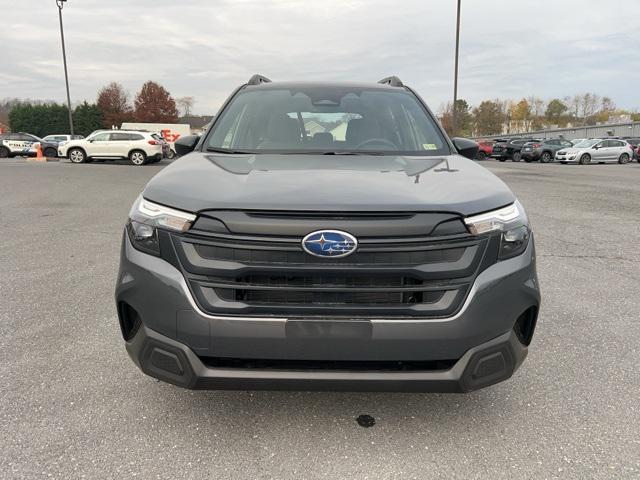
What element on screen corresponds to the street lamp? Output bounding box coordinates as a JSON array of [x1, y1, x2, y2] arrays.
[[56, 0, 74, 135], [452, 0, 461, 135]]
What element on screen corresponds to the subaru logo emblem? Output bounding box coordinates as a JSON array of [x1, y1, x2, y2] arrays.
[[302, 230, 358, 258]]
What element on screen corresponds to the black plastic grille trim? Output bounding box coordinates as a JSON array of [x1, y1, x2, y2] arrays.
[[164, 220, 496, 318], [199, 356, 458, 371]]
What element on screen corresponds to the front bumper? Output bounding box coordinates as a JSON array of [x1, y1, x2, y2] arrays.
[[126, 323, 527, 392], [555, 154, 577, 163], [116, 232, 540, 392]]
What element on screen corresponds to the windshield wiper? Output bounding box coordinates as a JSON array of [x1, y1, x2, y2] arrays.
[[206, 147, 253, 154]]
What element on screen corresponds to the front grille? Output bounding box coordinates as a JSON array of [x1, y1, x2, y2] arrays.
[[212, 274, 446, 305], [162, 211, 498, 318]]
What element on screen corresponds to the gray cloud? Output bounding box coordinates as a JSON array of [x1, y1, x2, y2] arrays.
[[1, 0, 638, 113]]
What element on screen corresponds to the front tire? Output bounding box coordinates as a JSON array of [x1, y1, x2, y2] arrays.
[[579, 153, 591, 165], [475, 151, 487, 161], [68, 148, 86, 163], [0, 146, 9, 158], [618, 153, 630, 164], [44, 147, 57, 158], [540, 151, 553, 163], [129, 150, 147, 166], [512, 152, 521, 162]]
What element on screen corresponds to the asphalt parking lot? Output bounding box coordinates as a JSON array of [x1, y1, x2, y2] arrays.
[[1, 157, 639, 479]]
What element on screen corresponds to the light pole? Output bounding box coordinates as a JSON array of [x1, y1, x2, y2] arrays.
[[452, 0, 461, 136], [56, 0, 74, 135]]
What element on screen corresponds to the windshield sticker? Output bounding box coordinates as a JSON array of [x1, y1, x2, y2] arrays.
[[422, 143, 437, 150]]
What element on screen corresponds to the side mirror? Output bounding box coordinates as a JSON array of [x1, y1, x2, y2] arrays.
[[451, 137, 479, 160], [593, 144, 601, 149], [174, 135, 199, 156]]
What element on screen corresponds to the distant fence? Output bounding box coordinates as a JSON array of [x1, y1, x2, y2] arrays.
[[476, 121, 640, 141]]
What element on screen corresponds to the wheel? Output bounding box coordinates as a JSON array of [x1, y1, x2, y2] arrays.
[[0, 146, 9, 158], [68, 148, 87, 163], [512, 151, 521, 162], [540, 151, 553, 163], [579, 153, 591, 165], [618, 153, 630, 164], [129, 150, 147, 166], [167, 149, 176, 160], [475, 151, 487, 161], [44, 147, 57, 158]]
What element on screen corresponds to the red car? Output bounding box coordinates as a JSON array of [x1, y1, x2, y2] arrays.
[[475, 140, 493, 160]]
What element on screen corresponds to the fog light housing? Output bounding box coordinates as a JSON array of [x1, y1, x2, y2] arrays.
[[127, 219, 160, 255], [499, 225, 530, 259]]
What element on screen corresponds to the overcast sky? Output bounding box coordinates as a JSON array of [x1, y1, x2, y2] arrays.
[[2, 0, 639, 114]]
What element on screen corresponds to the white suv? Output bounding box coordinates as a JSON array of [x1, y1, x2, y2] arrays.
[[59, 130, 166, 165]]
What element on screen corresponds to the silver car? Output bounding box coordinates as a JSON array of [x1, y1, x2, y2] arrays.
[[555, 138, 633, 165]]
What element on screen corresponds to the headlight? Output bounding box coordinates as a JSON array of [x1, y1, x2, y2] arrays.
[[464, 201, 530, 260], [126, 196, 196, 255], [59, 141, 68, 147]]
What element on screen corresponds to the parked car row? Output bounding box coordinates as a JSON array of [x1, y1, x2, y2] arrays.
[[0, 129, 174, 165], [475, 136, 639, 165]]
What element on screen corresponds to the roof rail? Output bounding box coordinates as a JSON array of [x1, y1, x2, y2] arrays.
[[247, 74, 272, 86], [377, 76, 403, 87]]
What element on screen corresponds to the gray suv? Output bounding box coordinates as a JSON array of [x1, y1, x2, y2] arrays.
[[116, 75, 540, 392]]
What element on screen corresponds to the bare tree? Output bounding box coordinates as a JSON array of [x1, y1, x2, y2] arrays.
[[565, 95, 581, 123], [176, 96, 195, 117], [579, 93, 600, 121]]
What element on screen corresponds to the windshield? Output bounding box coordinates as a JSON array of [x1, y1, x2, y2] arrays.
[[205, 86, 449, 155], [574, 139, 599, 148]]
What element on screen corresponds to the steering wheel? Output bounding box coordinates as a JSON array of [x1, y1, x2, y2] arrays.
[[355, 138, 398, 150]]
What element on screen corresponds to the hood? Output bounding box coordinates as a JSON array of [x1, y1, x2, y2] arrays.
[[143, 153, 515, 216]]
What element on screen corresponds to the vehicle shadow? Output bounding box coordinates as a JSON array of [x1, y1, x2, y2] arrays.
[[149, 379, 518, 429]]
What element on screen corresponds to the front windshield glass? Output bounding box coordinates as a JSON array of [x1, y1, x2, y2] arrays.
[[206, 86, 449, 156], [574, 139, 599, 148]]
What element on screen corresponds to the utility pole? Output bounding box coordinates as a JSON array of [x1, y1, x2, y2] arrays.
[[56, 0, 74, 135], [452, 0, 461, 136]]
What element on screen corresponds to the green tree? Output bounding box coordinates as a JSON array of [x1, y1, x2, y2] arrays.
[[439, 99, 472, 136], [472, 100, 504, 135], [545, 99, 568, 126], [73, 102, 103, 136], [8, 102, 70, 137]]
